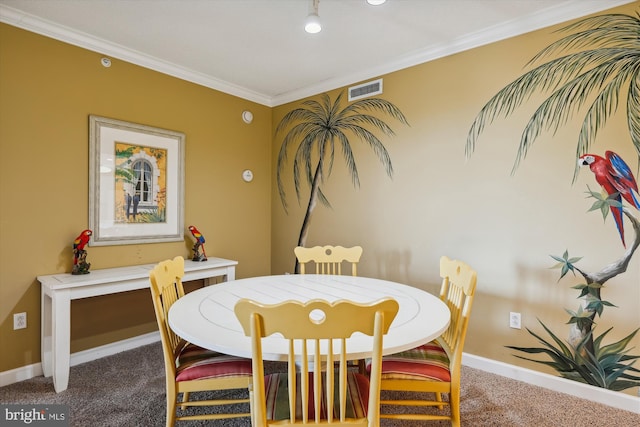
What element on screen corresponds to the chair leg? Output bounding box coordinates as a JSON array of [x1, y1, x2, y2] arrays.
[[450, 388, 461, 427], [248, 382, 256, 427], [166, 391, 177, 427], [180, 391, 190, 410], [435, 392, 445, 410]]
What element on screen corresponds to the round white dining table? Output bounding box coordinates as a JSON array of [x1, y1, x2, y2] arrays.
[[168, 274, 450, 361]]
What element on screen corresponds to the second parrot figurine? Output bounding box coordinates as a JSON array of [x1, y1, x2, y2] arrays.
[[188, 225, 208, 261]]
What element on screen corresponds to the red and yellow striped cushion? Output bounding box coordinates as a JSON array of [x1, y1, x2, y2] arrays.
[[175, 343, 252, 382], [379, 340, 451, 381], [264, 371, 369, 421]]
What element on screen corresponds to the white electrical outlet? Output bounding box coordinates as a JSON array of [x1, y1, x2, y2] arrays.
[[509, 312, 521, 329], [13, 312, 27, 330]]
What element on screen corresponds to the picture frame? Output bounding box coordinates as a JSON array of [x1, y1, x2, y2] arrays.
[[89, 115, 185, 246]]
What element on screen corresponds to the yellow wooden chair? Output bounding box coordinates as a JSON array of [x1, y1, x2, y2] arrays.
[[234, 297, 399, 426], [149, 256, 252, 426], [295, 245, 366, 372], [376, 256, 477, 426], [295, 245, 363, 276]]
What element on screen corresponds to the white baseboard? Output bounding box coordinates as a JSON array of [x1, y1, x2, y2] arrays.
[[2, 335, 638, 414], [0, 331, 160, 388], [0, 361, 43, 387], [463, 352, 640, 414], [68, 331, 160, 367]]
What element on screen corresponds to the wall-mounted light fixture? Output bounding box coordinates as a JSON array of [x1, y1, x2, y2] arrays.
[[305, 0, 321, 34], [367, 0, 386, 5]]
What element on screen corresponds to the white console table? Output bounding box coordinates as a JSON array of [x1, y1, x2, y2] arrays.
[[37, 257, 237, 393]]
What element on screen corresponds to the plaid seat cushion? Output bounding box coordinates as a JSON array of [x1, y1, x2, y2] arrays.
[[264, 371, 369, 421], [175, 343, 252, 382], [379, 340, 451, 382]]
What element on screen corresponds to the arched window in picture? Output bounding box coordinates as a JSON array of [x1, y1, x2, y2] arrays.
[[117, 146, 163, 222], [133, 159, 153, 204]]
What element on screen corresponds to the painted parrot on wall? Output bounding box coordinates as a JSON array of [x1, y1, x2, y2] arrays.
[[579, 151, 640, 247]]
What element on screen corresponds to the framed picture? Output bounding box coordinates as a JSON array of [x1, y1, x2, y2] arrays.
[[89, 115, 185, 246]]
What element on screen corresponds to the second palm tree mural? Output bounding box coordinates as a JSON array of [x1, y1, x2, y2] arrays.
[[276, 90, 408, 273], [467, 11, 640, 391]]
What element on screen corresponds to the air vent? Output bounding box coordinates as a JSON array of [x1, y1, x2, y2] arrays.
[[348, 78, 383, 101]]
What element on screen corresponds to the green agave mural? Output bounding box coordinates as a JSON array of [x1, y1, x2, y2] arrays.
[[276, 90, 408, 273], [467, 11, 640, 390]]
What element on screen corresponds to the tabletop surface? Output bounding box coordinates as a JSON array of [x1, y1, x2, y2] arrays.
[[37, 257, 237, 288], [168, 274, 450, 361]]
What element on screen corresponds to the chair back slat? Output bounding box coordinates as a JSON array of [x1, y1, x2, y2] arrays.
[[235, 297, 398, 426], [295, 245, 363, 276], [149, 256, 186, 362], [438, 256, 477, 357]]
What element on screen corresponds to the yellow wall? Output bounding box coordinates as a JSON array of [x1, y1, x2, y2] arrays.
[[0, 24, 272, 370], [271, 2, 640, 395], [1, 2, 639, 398]]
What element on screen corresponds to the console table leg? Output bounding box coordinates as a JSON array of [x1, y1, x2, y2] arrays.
[[203, 266, 234, 285], [41, 288, 52, 378], [51, 289, 71, 393]]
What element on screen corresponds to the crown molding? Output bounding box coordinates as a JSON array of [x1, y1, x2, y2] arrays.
[[1, 1, 635, 107], [0, 4, 271, 106]]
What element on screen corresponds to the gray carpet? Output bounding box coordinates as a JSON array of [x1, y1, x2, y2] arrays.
[[0, 342, 637, 426]]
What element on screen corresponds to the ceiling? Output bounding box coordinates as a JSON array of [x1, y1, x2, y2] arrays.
[[0, 0, 633, 106]]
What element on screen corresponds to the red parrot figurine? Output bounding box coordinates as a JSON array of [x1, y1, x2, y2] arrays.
[[72, 229, 92, 274], [188, 225, 208, 261], [73, 229, 92, 264], [579, 150, 640, 247]]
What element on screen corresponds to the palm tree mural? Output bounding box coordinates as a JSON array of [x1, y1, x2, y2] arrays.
[[465, 11, 640, 390], [467, 12, 640, 176], [276, 90, 408, 273]]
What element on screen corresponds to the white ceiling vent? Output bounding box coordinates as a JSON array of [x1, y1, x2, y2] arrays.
[[348, 78, 383, 101]]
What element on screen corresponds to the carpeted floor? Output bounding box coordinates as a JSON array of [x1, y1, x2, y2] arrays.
[[0, 342, 637, 426]]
